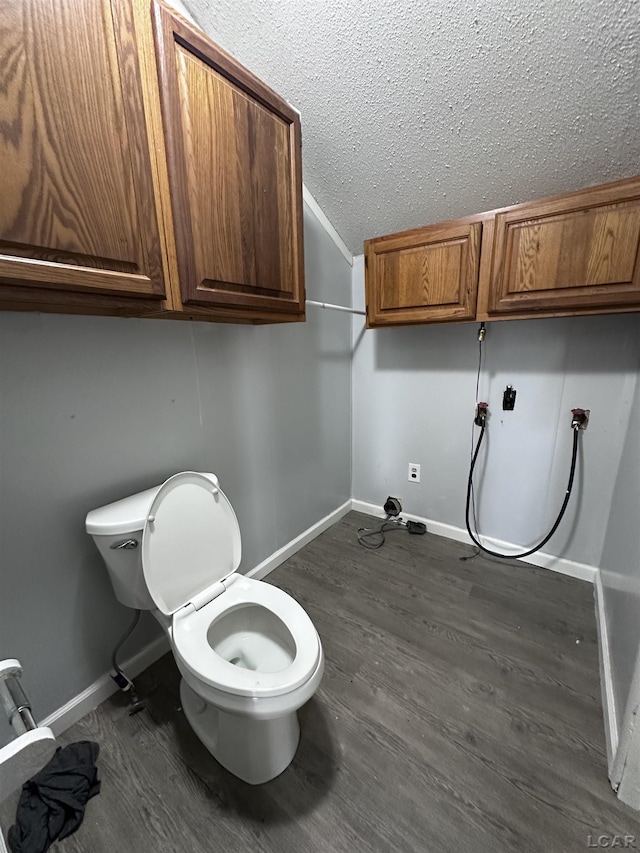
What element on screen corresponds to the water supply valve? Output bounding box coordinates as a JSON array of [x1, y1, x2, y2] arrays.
[[474, 402, 488, 427], [571, 408, 590, 430]]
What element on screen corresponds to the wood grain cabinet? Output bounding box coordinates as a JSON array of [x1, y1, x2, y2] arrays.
[[365, 175, 640, 328], [364, 221, 482, 326], [0, 0, 166, 316], [151, 3, 305, 319], [0, 0, 305, 323], [482, 179, 640, 317]]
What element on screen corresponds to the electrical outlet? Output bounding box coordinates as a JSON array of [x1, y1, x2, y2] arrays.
[[408, 463, 421, 483]]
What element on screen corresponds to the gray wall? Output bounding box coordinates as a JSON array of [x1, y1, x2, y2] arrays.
[[351, 254, 640, 568], [600, 374, 640, 735], [0, 205, 352, 724]]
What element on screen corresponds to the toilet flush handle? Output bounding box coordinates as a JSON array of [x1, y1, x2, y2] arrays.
[[110, 539, 138, 550]]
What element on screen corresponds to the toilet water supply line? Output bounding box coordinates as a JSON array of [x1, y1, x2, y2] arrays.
[[111, 610, 145, 714], [465, 323, 587, 560]]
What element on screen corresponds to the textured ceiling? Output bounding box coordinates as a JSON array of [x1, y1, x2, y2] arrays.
[[184, 0, 640, 254]]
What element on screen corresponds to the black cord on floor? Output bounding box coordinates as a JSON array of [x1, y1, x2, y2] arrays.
[[357, 517, 406, 550], [459, 547, 481, 562]]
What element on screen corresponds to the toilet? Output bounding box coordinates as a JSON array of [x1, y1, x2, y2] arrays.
[[85, 471, 324, 785]]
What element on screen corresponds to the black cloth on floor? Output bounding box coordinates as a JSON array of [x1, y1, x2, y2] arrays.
[[8, 740, 101, 853]]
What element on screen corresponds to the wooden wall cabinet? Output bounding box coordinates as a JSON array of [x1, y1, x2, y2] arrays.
[[482, 180, 640, 317], [151, 3, 304, 319], [0, 0, 305, 324], [365, 175, 640, 328], [364, 221, 481, 326], [0, 0, 166, 316]]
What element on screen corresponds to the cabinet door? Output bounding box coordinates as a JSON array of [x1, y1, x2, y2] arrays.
[[487, 178, 640, 315], [152, 3, 305, 316], [365, 222, 481, 327], [0, 0, 165, 307]]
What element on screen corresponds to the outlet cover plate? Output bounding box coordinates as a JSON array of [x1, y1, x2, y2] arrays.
[[408, 463, 421, 483]]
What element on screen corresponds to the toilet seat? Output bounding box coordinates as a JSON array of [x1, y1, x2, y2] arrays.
[[172, 575, 321, 698], [141, 471, 242, 616], [141, 472, 320, 700]]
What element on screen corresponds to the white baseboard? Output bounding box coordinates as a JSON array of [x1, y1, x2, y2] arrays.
[[594, 571, 618, 774], [38, 634, 170, 737], [247, 500, 352, 581], [350, 499, 598, 584]]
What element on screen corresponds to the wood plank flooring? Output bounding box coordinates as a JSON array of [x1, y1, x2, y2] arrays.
[[4, 511, 640, 852]]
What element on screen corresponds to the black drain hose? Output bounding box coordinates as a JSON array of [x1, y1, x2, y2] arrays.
[[465, 424, 580, 560]]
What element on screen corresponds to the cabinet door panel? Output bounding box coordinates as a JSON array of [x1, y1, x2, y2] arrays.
[[153, 4, 304, 314], [489, 181, 640, 314], [365, 222, 481, 326], [0, 0, 165, 300]]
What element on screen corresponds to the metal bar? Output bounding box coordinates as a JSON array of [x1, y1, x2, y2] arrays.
[[305, 299, 366, 316]]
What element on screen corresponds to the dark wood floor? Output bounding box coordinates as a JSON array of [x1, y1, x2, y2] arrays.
[[4, 511, 640, 852]]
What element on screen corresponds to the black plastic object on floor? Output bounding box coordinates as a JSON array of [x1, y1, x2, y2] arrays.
[[8, 740, 101, 853]]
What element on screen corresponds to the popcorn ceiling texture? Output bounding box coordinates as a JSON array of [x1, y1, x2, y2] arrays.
[[186, 0, 640, 253]]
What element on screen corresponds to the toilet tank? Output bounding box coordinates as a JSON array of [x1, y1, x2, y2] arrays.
[[86, 473, 222, 610], [86, 485, 159, 609]]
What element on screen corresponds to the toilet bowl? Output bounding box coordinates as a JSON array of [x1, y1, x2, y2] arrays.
[[86, 471, 324, 784]]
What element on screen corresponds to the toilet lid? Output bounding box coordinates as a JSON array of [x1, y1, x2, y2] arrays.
[[142, 472, 241, 616]]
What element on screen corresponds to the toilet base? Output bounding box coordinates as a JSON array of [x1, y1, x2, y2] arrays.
[[179, 679, 301, 785]]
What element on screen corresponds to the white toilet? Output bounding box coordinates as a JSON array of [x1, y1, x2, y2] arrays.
[[85, 471, 324, 785]]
